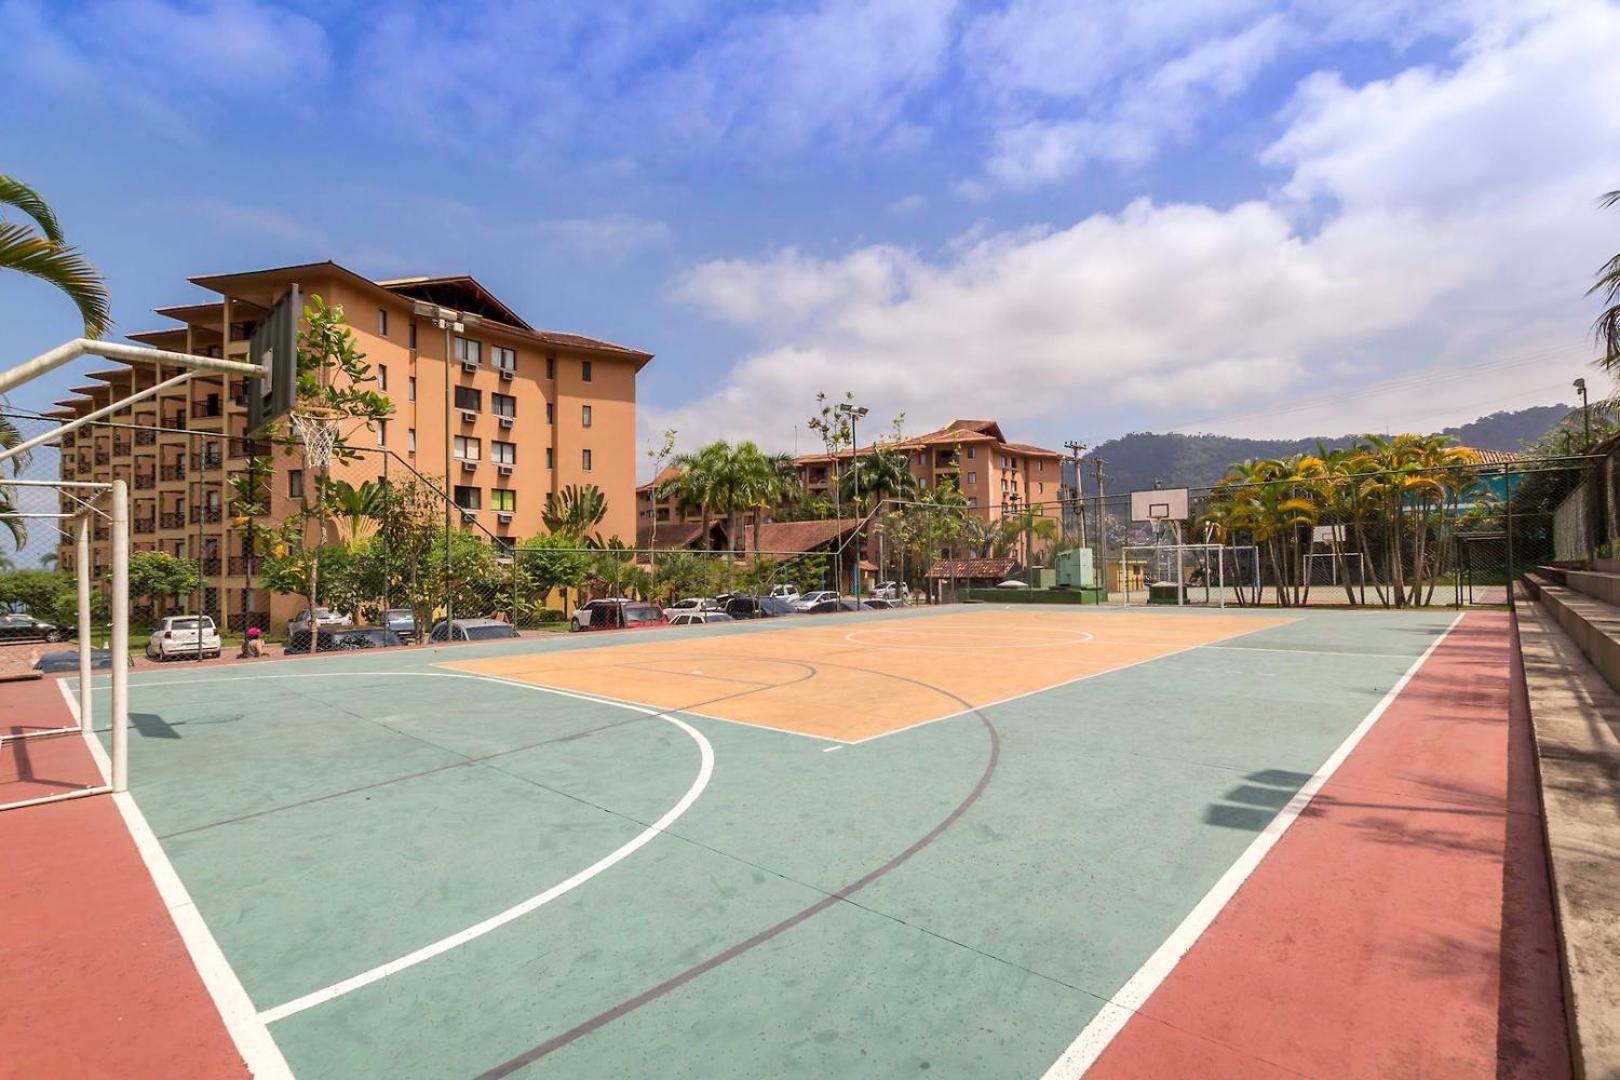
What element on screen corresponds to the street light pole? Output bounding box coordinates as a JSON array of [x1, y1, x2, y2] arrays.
[[837, 401, 869, 602], [413, 302, 482, 635], [1575, 377, 1591, 451]]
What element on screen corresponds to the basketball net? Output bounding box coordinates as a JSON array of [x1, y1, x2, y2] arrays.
[[289, 406, 343, 471]]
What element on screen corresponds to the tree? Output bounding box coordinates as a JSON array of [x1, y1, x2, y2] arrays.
[[272, 296, 393, 651], [542, 484, 610, 545], [126, 550, 202, 615], [324, 478, 388, 550], [0, 173, 112, 338], [841, 447, 916, 513], [514, 531, 589, 617], [1593, 189, 1620, 374], [227, 455, 273, 631]]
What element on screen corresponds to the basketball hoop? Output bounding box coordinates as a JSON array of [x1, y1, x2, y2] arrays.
[[289, 406, 343, 471]]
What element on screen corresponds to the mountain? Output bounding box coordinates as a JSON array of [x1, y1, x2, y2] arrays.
[[1083, 404, 1572, 495]]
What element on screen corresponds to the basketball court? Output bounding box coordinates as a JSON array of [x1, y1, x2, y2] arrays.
[[0, 603, 1570, 1078]]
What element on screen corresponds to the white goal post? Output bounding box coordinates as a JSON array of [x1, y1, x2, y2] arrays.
[[1304, 551, 1365, 587], [1117, 544, 1260, 608]]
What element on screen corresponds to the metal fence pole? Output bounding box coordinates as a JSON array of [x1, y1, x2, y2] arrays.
[[76, 512, 93, 732], [110, 479, 129, 793]]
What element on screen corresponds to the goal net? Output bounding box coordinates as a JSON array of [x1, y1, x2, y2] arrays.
[[1117, 544, 1260, 608], [1304, 551, 1364, 588]]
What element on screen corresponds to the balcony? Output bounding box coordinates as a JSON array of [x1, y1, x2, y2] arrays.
[[134, 472, 156, 491], [94, 450, 110, 465], [191, 452, 225, 471], [92, 524, 108, 542], [112, 440, 131, 457], [191, 401, 223, 420], [200, 557, 221, 575], [159, 511, 184, 529], [159, 463, 185, 481], [163, 415, 186, 430], [61, 433, 75, 448], [133, 517, 155, 535], [135, 429, 157, 446], [228, 556, 262, 576], [189, 507, 223, 525]]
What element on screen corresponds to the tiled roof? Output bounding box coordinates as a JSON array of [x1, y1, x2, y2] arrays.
[[925, 557, 1016, 580], [1462, 447, 1522, 466], [635, 517, 862, 554]]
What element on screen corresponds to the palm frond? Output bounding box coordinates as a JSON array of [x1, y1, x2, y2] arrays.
[[0, 174, 64, 243], [0, 221, 112, 337]]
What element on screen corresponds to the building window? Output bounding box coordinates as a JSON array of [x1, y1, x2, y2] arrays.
[[408, 376, 416, 402], [966, 446, 975, 459], [581, 360, 593, 382], [492, 392, 516, 418], [408, 428, 416, 453], [582, 448, 593, 471], [454, 436, 481, 461], [453, 486, 481, 510], [289, 469, 304, 498], [546, 402, 554, 424], [491, 440, 515, 465], [546, 356, 555, 379], [408, 323, 417, 349], [546, 447, 554, 469], [378, 308, 389, 336], [491, 489, 516, 512], [454, 337, 481, 366], [377, 420, 387, 447], [1037, 460, 1044, 473], [455, 386, 481, 411], [378, 364, 388, 391], [966, 471, 977, 485], [581, 404, 592, 428], [492, 345, 516, 374]]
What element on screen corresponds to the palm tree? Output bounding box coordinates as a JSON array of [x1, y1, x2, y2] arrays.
[[1, 174, 112, 339], [841, 447, 917, 514], [1593, 189, 1620, 374], [323, 478, 388, 550], [542, 483, 609, 545]]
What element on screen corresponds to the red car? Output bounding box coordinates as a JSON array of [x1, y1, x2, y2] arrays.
[[569, 599, 669, 632]]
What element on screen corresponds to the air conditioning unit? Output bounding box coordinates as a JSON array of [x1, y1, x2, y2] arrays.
[[461, 359, 479, 373], [497, 464, 514, 476], [498, 415, 514, 428], [460, 459, 477, 472], [460, 509, 477, 523], [460, 410, 478, 423], [496, 512, 513, 524], [498, 367, 514, 381]]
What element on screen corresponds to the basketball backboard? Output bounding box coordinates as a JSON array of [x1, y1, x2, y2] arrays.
[[1129, 487, 1190, 522], [247, 283, 300, 435]]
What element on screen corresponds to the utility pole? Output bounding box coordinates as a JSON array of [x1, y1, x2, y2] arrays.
[[1063, 440, 1087, 547], [1094, 457, 1107, 593], [1575, 377, 1591, 452]]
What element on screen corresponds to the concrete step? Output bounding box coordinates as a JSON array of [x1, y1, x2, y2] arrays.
[[1561, 568, 1620, 607], [1528, 577, 1620, 697], [1515, 601, 1620, 1078]]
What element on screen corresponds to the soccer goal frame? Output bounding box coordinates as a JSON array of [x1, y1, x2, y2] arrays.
[[0, 478, 129, 811], [1117, 543, 1260, 608]]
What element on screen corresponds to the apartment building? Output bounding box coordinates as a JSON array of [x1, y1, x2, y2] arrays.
[[51, 260, 651, 630], [637, 419, 1064, 533]]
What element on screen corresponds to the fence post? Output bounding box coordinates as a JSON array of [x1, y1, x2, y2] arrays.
[[1505, 472, 1516, 611]]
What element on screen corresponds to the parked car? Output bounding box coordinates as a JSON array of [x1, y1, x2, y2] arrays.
[[794, 590, 839, 613], [872, 581, 904, 600], [34, 648, 129, 673], [287, 607, 353, 637], [663, 597, 721, 618], [0, 612, 66, 642], [287, 626, 408, 652], [571, 599, 667, 632], [861, 598, 900, 610], [145, 615, 221, 661], [668, 611, 736, 627], [428, 618, 521, 643], [722, 595, 769, 619], [381, 608, 418, 642], [769, 584, 801, 602], [801, 596, 848, 614]]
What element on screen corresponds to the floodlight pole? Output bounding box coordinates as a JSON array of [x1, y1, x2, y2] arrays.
[[1575, 378, 1591, 451], [415, 303, 483, 634], [837, 402, 870, 601]]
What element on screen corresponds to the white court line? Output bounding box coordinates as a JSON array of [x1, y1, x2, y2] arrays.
[[843, 628, 1096, 651], [56, 680, 295, 1079], [66, 670, 716, 1033], [1039, 611, 1465, 1079]]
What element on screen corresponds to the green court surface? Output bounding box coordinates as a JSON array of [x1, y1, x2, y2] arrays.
[[86, 605, 1459, 1078]]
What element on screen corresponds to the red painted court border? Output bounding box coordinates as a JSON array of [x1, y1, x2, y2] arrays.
[[0, 677, 251, 1079], [1073, 611, 1570, 1078]]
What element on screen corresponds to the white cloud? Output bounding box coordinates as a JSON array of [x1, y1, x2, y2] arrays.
[[656, 1, 1620, 447], [535, 214, 672, 261]]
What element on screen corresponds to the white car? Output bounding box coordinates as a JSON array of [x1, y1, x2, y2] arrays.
[[288, 607, 353, 636], [146, 615, 221, 661], [794, 590, 839, 612], [873, 581, 904, 600], [664, 597, 721, 618], [668, 611, 736, 627], [770, 584, 801, 602]]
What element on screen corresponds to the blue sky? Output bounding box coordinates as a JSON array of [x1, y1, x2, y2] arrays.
[[2, 0, 1617, 469]]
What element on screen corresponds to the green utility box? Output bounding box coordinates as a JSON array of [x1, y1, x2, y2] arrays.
[[1053, 548, 1096, 589]]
